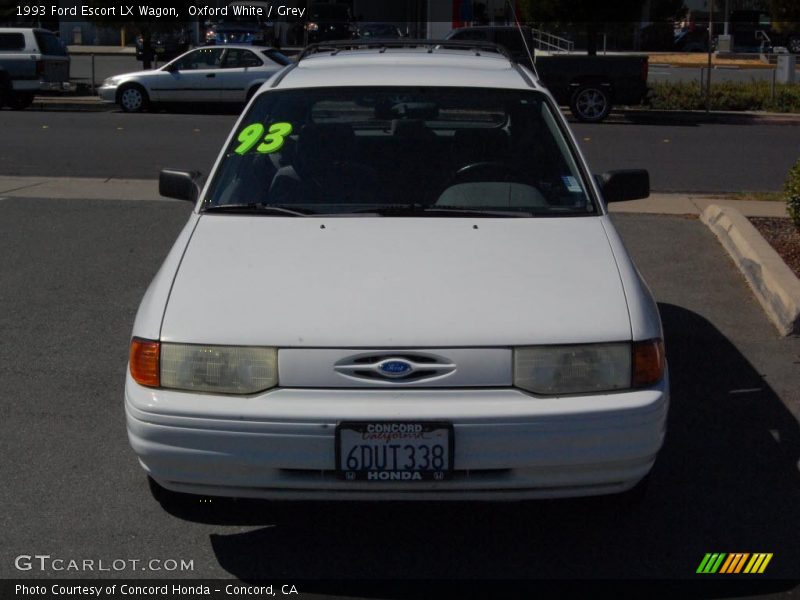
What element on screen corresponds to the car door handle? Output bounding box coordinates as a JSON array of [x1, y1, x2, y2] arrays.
[[206, 73, 216, 78]]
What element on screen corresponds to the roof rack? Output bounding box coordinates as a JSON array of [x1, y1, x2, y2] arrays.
[[297, 39, 517, 64]]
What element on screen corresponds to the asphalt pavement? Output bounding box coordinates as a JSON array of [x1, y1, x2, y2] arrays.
[[1, 111, 800, 192], [0, 196, 798, 591], [575, 119, 800, 192]]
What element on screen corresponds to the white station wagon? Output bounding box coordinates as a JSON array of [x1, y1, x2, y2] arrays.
[[126, 40, 668, 502]]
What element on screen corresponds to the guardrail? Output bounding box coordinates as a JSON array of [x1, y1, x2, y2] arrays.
[[530, 28, 574, 53]]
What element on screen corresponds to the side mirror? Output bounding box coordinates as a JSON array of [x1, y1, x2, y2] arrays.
[[598, 169, 650, 203], [159, 169, 202, 202]]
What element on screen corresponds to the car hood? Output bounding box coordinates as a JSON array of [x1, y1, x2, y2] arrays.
[[113, 70, 160, 80], [160, 216, 632, 347]]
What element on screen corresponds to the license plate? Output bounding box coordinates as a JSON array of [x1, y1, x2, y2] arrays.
[[336, 422, 453, 481]]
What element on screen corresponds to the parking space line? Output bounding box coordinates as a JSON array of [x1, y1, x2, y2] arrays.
[[0, 182, 45, 195]]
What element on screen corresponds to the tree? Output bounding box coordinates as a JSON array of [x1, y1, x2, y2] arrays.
[[518, 0, 647, 54], [768, 0, 800, 31], [650, 0, 687, 22]]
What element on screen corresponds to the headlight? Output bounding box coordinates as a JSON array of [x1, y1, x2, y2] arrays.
[[306, 22, 319, 31], [130, 338, 278, 394], [514, 340, 664, 395], [102, 77, 121, 87], [514, 343, 632, 395]]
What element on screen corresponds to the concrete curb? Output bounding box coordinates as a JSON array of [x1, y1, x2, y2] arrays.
[[0, 176, 162, 201], [609, 109, 800, 126], [701, 204, 800, 336], [67, 45, 136, 56], [30, 98, 113, 112]]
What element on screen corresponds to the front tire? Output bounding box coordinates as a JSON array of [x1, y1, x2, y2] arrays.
[[0, 72, 11, 108], [788, 36, 800, 55], [570, 84, 612, 123], [7, 91, 35, 110], [118, 84, 149, 113]]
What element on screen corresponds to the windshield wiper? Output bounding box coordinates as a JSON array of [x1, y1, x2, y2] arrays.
[[202, 204, 310, 217], [354, 205, 532, 218], [420, 207, 533, 218]]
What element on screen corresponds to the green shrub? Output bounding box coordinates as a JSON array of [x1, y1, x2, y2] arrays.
[[646, 81, 800, 113], [785, 159, 800, 229]]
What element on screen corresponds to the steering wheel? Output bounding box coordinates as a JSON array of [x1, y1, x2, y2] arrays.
[[452, 161, 523, 183], [432, 161, 528, 205]]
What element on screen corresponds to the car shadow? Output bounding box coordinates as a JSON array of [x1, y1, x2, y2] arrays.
[[154, 304, 800, 592], [565, 111, 700, 128], [108, 103, 244, 116], [151, 102, 245, 116]]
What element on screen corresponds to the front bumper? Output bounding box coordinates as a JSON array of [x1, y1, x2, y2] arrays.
[[13, 80, 72, 92], [126, 372, 669, 500], [98, 85, 118, 103]]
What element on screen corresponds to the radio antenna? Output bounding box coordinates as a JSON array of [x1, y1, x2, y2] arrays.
[[506, 0, 537, 77]]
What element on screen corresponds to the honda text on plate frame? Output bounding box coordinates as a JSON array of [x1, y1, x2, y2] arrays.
[[125, 42, 668, 502]]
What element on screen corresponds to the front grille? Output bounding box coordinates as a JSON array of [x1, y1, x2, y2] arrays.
[[351, 354, 438, 365], [351, 368, 439, 382], [334, 352, 456, 384]]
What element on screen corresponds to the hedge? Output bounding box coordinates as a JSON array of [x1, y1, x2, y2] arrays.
[[646, 81, 800, 113], [785, 158, 800, 229]]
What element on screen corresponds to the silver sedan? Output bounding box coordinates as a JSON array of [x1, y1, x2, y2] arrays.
[[99, 45, 292, 112]]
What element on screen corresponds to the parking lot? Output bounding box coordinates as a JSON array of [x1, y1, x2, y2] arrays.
[[1, 192, 798, 588]]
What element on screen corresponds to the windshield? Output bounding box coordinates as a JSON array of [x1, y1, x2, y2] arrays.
[[264, 49, 292, 65], [359, 24, 402, 38], [34, 31, 67, 56], [204, 87, 596, 217]]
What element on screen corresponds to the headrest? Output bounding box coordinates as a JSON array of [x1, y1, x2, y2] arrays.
[[391, 119, 435, 140], [297, 123, 356, 161]]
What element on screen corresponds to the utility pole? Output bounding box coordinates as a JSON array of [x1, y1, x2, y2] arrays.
[[706, 0, 714, 113]]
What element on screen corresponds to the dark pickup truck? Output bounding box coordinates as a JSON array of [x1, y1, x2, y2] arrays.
[[446, 26, 649, 122]]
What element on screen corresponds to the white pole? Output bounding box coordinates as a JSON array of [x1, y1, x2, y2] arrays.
[[723, 0, 729, 36], [706, 0, 714, 113]]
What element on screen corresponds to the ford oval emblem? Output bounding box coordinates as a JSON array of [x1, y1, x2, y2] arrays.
[[379, 360, 413, 378]]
